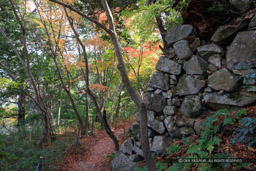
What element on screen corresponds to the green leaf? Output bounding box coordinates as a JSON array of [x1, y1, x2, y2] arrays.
[[166, 144, 181, 154], [206, 144, 214, 154], [156, 161, 167, 171], [223, 117, 235, 126], [212, 136, 221, 146], [234, 110, 247, 118]]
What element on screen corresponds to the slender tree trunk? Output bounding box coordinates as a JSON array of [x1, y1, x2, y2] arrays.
[[115, 91, 122, 119], [17, 90, 25, 125], [57, 99, 61, 126], [84, 93, 89, 135]]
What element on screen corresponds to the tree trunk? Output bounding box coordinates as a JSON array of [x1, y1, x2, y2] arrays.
[[17, 90, 25, 125], [84, 93, 89, 134], [57, 99, 61, 126], [115, 90, 122, 119]]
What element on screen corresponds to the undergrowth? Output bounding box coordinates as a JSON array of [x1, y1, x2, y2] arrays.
[[135, 108, 256, 171], [0, 121, 75, 171]]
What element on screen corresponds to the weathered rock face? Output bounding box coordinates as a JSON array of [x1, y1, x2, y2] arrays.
[[145, 93, 166, 112], [173, 40, 193, 59], [177, 75, 206, 96], [163, 105, 177, 116], [112, 152, 137, 171], [208, 68, 241, 91], [229, 0, 253, 11], [118, 19, 256, 168], [210, 19, 250, 45], [226, 31, 256, 70], [208, 55, 221, 68], [155, 57, 181, 75], [180, 95, 203, 118], [165, 24, 195, 45], [151, 136, 172, 152], [121, 138, 133, 155], [183, 55, 208, 75], [197, 44, 224, 58], [148, 72, 169, 91]]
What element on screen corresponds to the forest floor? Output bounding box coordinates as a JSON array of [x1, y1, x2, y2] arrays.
[[55, 118, 135, 171]]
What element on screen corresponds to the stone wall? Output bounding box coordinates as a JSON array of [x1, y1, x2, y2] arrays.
[[112, 11, 256, 171]]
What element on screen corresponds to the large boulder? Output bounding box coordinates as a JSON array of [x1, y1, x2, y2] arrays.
[[183, 55, 208, 75], [148, 72, 169, 91], [249, 14, 256, 29], [180, 95, 203, 118], [177, 75, 206, 96], [164, 116, 178, 134], [229, 0, 252, 12], [112, 152, 137, 171], [208, 55, 221, 68], [197, 44, 224, 59], [145, 93, 166, 112], [129, 122, 140, 141], [165, 24, 195, 45], [210, 19, 250, 45], [203, 92, 256, 110], [151, 136, 172, 152], [148, 119, 166, 134], [163, 105, 177, 116], [226, 31, 256, 70], [208, 68, 241, 91], [155, 57, 182, 75], [120, 138, 133, 155], [173, 40, 193, 59]]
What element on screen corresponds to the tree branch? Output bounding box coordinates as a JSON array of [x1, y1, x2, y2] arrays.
[[49, 0, 112, 35]]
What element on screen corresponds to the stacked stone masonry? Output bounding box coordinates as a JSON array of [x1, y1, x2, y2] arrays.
[[112, 12, 256, 171]]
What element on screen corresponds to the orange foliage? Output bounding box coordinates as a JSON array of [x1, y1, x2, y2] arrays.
[[89, 84, 109, 92]]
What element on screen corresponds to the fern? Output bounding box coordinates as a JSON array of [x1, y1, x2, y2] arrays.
[[156, 161, 167, 171], [223, 117, 235, 126], [166, 144, 181, 154]]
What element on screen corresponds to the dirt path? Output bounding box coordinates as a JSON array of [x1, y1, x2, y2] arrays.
[[56, 121, 133, 171]]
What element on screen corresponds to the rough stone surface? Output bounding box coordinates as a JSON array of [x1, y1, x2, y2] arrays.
[[165, 24, 195, 45], [210, 19, 249, 45], [133, 145, 144, 157], [146, 87, 154, 92], [249, 14, 256, 29], [166, 48, 176, 59], [164, 116, 177, 134], [183, 55, 208, 75], [226, 31, 256, 70], [208, 64, 218, 72], [148, 72, 169, 91], [154, 89, 162, 94], [147, 110, 155, 121], [148, 119, 166, 134], [156, 57, 182, 75], [129, 122, 140, 141], [197, 44, 224, 58], [208, 68, 241, 91], [171, 97, 181, 106], [129, 155, 142, 162], [190, 37, 201, 52], [162, 90, 172, 99], [112, 152, 137, 171], [180, 95, 203, 118], [203, 93, 256, 109], [177, 75, 206, 96], [121, 138, 133, 155], [208, 55, 221, 68], [151, 136, 172, 152], [173, 40, 193, 59], [229, 0, 252, 11], [145, 93, 166, 112], [163, 105, 177, 116]]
